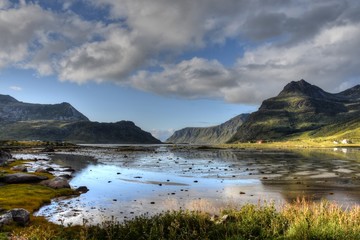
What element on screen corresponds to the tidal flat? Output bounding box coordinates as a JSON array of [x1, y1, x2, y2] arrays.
[[22, 145, 360, 225]]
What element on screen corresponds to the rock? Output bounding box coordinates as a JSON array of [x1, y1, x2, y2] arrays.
[[11, 165, 28, 172], [35, 168, 49, 173], [64, 167, 76, 173], [41, 146, 55, 152], [10, 208, 30, 226], [0, 150, 11, 166], [0, 150, 11, 161], [41, 177, 70, 189], [2, 173, 48, 183], [0, 212, 13, 227], [45, 167, 55, 171], [76, 186, 89, 193], [59, 174, 72, 179]]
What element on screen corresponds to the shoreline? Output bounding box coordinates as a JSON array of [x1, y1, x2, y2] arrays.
[[1, 144, 360, 239]]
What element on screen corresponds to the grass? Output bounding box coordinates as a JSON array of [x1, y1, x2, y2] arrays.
[[4, 199, 360, 240], [218, 140, 360, 150], [0, 184, 76, 213], [0, 159, 77, 213], [0, 140, 76, 149]]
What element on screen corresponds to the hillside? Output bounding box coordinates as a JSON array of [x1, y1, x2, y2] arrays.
[[0, 95, 161, 144], [0, 120, 161, 144], [229, 80, 360, 142], [0, 94, 88, 122], [166, 114, 249, 144]]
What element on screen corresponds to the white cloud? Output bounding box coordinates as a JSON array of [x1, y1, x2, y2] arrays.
[[0, 0, 359, 103], [131, 58, 237, 99], [130, 21, 360, 103], [10, 86, 22, 91], [0, 0, 10, 9]]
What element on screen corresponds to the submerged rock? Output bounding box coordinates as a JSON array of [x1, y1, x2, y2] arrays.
[[76, 186, 89, 193]]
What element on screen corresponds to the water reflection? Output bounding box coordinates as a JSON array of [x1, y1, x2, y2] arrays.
[[36, 146, 360, 225]]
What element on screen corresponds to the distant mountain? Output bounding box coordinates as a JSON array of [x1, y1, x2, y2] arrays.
[[166, 114, 249, 144], [0, 95, 161, 144], [0, 94, 88, 121], [229, 79, 360, 142], [0, 120, 161, 144]]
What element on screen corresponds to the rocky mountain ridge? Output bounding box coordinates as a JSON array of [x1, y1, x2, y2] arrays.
[[229, 79, 360, 142], [0, 94, 89, 122], [168, 79, 360, 144], [0, 95, 160, 144], [166, 114, 249, 144]]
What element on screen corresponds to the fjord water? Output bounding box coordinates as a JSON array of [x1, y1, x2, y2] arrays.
[[36, 146, 360, 225]]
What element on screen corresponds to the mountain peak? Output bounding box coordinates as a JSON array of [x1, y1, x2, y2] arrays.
[[278, 79, 327, 98], [0, 94, 89, 122], [0, 94, 19, 104]]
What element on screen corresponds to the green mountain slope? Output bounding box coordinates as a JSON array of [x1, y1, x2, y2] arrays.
[[0, 120, 161, 144], [0, 95, 161, 144], [229, 80, 360, 142], [166, 114, 249, 144]]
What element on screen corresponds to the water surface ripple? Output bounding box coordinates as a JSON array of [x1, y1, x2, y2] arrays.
[[35, 146, 360, 225]]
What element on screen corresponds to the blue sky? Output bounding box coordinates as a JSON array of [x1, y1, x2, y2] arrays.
[[1, 0, 359, 140]]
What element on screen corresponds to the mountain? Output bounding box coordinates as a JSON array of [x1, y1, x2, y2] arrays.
[[0, 94, 88, 122], [166, 114, 249, 144], [0, 120, 161, 144], [0, 95, 161, 144], [229, 79, 360, 142]]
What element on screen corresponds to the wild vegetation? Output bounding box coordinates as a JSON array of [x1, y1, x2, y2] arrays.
[[1, 199, 359, 239]]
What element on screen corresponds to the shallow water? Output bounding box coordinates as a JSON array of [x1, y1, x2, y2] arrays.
[[34, 146, 360, 225]]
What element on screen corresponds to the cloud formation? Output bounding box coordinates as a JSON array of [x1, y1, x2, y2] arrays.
[[0, 0, 359, 104], [9, 86, 22, 91]]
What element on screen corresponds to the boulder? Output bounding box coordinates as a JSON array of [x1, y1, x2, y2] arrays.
[[76, 186, 89, 193], [0, 209, 31, 227], [11, 165, 28, 172], [59, 174, 72, 179], [2, 173, 48, 183], [63, 167, 76, 173], [45, 167, 55, 171], [10, 208, 30, 226], [0, 212, 13, 227], [0, 150, 11, 161], [41, 146, 55, 152], [41, 177, 70, 189], [35, 168, 49, 173], [0, 150, 11, 166]]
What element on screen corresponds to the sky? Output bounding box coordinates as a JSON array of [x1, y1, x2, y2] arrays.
[[0, 0, 359, 141]]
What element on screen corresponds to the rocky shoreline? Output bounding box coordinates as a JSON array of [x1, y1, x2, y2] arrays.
[[0, 149, 88, 227]]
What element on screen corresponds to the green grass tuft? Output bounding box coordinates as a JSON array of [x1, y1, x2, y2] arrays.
[[0, 184, 76, 213]]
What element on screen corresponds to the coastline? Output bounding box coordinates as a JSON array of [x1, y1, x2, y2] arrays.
[[1, 142, 360, 239]]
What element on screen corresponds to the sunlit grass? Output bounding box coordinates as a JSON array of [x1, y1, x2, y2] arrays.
[[0, 184, 76, 213], [6, 199, 360, 240]]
